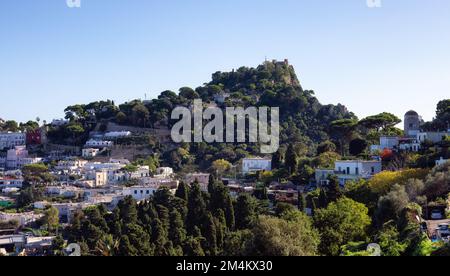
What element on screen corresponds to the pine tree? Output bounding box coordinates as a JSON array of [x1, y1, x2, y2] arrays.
[[215, 209, 227, 252], [117, 196, 138, 224], [318, 188, 328, 208], [272, 148, 285, 169], [184, 236, 205, 256], [203, 212, 218, 256], [186, 181, 208, 235], [152, 218, 170, 256], [298, 192, 306, 212], [285, 144, 299, 174], [208, 174, 217, 194], [169, 209, 186, 247], [175, 182, 189, 201], [327, 175, 342, 203], [235, 193, 257, 230]]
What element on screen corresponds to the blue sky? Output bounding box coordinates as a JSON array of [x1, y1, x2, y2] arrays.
[[1, 0, 449, 125]]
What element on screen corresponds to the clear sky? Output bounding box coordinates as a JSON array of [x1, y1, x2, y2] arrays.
[[1, 0, 449, 125]]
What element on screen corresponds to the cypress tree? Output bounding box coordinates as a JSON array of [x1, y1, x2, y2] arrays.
[[175, 182, 189, 201]]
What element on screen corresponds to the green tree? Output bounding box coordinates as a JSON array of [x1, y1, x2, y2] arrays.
[[186, 182, 208, 234], [313, 197, 371, 256], [251, 214, 319, 256], [175, 182, 190, 201], [285, 144, 299, 174], [42, 206, 60, 233], [349, 138, 368, 156], [235, 193, 257, 230]]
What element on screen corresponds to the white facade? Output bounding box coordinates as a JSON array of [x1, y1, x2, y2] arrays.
[[155, 167, 174, 178], [85, 139, 113, 148], [104, 131, 131, 139], [242, 158, 272, 174], [0, 177, 24, 188], [124, 186, 157, 201], [417, 132, 449, 144], [334, 160, 382, 185], [0, 132, 26, 150], [5, 146, 42, 170], [0, 211, 43, 226], [436, 157, 449, 167], [55, 159, 88, 171], [82, 148, 100, 158]]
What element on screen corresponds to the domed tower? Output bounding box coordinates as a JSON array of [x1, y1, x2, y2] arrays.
[[404, 110, 421, 137]]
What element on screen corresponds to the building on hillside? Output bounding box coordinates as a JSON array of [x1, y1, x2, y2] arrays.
[[242, 157, 272, 174], [315, 169, 335, 187], [0, 211, 43, 227], [398, 137, 421, 152], [0, 132, 26, 150], [5, 146, 42, 170], [155, 167, 174, 178], [26, 128, 45, 145], [55, 159, 88, 172], [404, 110, 423, 137], [124, 186, 158, 201], [0, 177, 24, 189], [334, 160, 382, 186], [104, 131, 131, 139], [417, 131, 450, 144], [85, 139, 113, 148], [370, 136, 400, 152], [436, 157, 449, 167], [82, 148, 100, 158], [315, 160, 382, 186], [185, 173, 210, 191]]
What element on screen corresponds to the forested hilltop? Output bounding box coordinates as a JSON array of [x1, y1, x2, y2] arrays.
[[8, 60, 355, 171]]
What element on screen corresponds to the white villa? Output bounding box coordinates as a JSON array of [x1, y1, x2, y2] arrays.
[[315, 160, 382, 186], [242, 157, 272, 174], [0, 132, 26, 150]]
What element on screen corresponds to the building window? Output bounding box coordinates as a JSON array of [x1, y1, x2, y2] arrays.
[[346, 167, 350, 175], [134, 190, 138, 195], [355, 168, 359, 175], [371, 167, 375, 174]]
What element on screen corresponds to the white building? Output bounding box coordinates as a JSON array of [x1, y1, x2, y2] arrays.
[[334, 160, 382, 186], [0, 211, 43, 227], [155, 167, 174, 178], [436, 157, 449, 167], [45, 186, 82, 198], [315, 160, 382, 186], [104, 131, 131, 139], [417, 131, 450, 144], [55, 159, 88, 171], [242, 157, 272, 174], [124, 186, 158, 201], [5, 146, 42, 170], [0, 177, 24, 189], [82, 148, 100, 158], [85, 139, 113, 148], [0, 132, 26, 150]]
